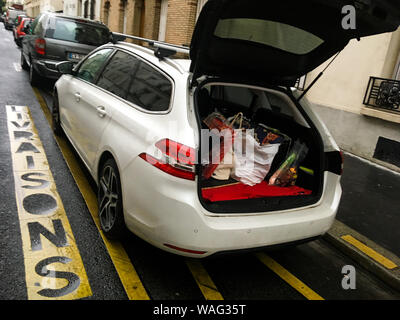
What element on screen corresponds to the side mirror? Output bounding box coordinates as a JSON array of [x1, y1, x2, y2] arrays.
[[56, 61, 74, 75]]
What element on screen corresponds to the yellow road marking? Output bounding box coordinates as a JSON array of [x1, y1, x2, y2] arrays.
[[33, 88, 150, 300], [186, 259, 224, 300], [341, 235, 398, 270], [255, 252, 324, 300], [6, 105, 92, 300]]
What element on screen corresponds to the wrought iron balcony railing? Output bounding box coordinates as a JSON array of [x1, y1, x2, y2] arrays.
[[363, 76, 400, 113]]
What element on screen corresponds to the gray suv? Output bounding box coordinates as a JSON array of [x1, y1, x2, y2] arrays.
[[21, 12, 111, 86]]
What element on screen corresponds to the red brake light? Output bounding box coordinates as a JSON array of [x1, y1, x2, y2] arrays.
[[155, 138, 196, 166], [139, 139, 197, 181], [139, 153, 195, 181], [35, 38, 46, 55]]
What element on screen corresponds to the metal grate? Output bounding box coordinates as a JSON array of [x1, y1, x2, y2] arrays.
[[363, 76, 400, 112]]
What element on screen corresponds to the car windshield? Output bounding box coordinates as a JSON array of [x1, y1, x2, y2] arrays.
[[46, 18, 109, 46]]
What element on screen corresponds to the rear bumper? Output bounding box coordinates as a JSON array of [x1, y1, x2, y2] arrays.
[[122, 157, 342, 258], [33, 59, 62, 80]]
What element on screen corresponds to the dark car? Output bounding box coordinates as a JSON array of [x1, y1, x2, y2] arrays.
[[20, 12, 111, 85]]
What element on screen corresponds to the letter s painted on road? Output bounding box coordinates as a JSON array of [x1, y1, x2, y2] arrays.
[[35, 256, 80, 298]]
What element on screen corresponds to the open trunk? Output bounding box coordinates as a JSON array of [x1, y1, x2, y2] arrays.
[[188, 0, 399, 214], [194, 82, 325, 214]]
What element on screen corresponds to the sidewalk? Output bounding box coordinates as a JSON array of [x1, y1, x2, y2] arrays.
[[323, 152, 400, 292]]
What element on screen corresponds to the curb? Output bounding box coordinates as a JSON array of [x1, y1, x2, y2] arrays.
[[323, 220, 400, 293]]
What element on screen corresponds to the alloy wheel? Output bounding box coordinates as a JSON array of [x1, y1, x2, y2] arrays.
[[98, 165, 120, 232]]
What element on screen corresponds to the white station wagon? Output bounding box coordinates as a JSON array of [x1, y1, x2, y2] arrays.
[[52, 0, 400, 257]]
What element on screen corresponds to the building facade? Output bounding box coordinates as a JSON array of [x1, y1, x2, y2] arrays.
[[304, 28, 400, 170], [6, 0, 24, 8], [99, 0, 207, 45], [63, 0, 101, 21], [24, 0, 63, 17]]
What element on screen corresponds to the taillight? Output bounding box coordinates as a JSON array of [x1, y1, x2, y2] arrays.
[[155, 138, 196, 166], [139, 139, 196, 180], [325, 150, 343, 175], [35, 38, 46, 55]]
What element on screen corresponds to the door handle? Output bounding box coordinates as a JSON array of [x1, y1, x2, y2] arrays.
[[74, 92, 81, 102], [96, 106, 107, 118]]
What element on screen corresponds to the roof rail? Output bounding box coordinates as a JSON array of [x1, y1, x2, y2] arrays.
[[111, 32, 190, 59]]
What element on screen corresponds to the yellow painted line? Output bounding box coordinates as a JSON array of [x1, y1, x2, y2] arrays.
[[6, 105, 92, 300], [255, 252, 324, 300], [341, 235, 398, 270], [33, 88, 150, 300], [186, 259, 224, 300]]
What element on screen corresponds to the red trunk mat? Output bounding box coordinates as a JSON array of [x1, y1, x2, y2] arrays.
[[201, 181, 312, 202]]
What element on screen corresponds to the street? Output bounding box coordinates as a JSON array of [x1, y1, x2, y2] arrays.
[[1, 21, 400, 303]]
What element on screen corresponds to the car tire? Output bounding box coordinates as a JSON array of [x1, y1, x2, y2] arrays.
[[98, 158, 126, 239], [29, 59, 41, 86], [20, 50, 28, 70], [52, 94, 62, 136]]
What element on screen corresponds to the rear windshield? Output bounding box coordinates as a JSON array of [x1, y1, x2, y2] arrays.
[[46, 18, 109, 46], [214, 18, 324, 55], [8, 10, 25, 19]]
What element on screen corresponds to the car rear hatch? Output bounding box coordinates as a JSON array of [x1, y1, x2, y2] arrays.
[[190, 0, 400, 87], [190, 0, 399, 214], [43, 16, 110, 65]]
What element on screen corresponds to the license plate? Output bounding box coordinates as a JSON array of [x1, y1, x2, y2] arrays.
[[68, 52, 86, 61]]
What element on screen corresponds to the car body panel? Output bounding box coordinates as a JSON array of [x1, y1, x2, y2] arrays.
[[123, 159, 341, 257]]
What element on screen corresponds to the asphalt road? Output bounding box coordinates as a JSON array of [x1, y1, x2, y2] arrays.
[[0, 22, 399, 304]]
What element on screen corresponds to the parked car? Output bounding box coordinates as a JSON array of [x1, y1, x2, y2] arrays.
[[52, 0, 400, 257], [14, 17, 33, 47], [4, 8, 25, 30], [12, 13, 27, 37], [20, 12, 111, 85]]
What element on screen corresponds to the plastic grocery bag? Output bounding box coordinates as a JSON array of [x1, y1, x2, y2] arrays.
[[231, 131, 281, 186], [268, 140, 309, 187], [202, 112, 243, 179]]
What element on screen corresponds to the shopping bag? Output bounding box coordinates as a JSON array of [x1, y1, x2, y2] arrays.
[[268, 140, 309, 187], [211, 145, 234, 180], [231, 131, 281, 186], [202, 112, 243, 179]]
